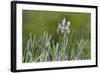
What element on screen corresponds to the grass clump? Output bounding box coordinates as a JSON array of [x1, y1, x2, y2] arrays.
[[23, 18, 90, 63]]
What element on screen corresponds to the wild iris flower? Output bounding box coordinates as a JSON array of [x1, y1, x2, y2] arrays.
[[57, 18, 70, 34]]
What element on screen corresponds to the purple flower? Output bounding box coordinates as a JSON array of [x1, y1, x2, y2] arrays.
[[57, 18, 70, 34]]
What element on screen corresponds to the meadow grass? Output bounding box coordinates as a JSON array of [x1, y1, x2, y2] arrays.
[[23, 29, 90, 63], [22, 10, 91, 63]]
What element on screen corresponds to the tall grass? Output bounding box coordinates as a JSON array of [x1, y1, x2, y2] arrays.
[[23, 18, 90, 63]]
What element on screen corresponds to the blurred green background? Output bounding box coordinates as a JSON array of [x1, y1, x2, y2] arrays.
[[22, 10, 91, 59], [23, 10, 91, 39]]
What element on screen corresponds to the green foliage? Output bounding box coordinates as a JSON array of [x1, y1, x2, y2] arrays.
[[22, 10, 91, 63], [23, 30, 90, 63]]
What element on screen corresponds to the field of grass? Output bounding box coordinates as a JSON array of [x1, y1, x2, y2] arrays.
[[22, 10, 91, 63]]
